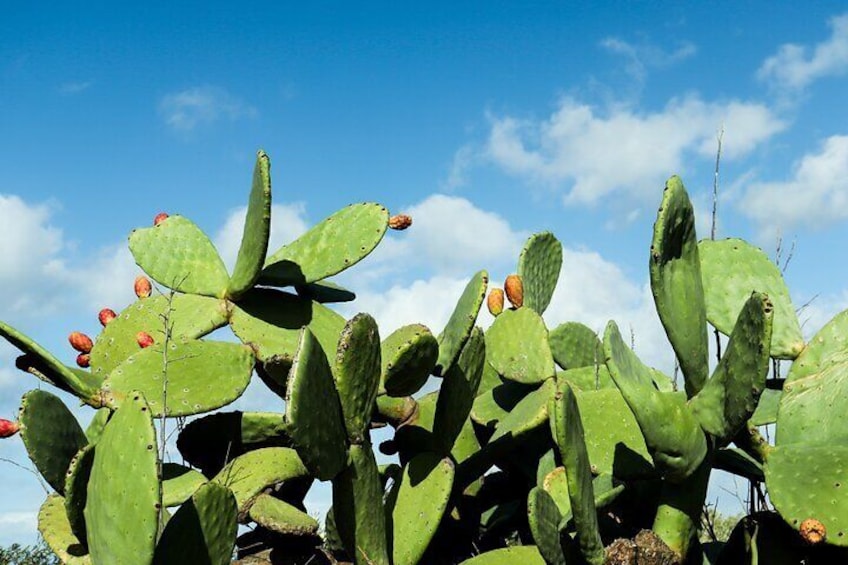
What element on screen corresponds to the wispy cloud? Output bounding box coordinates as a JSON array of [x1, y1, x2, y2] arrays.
[[758, 13, 848, 93], [601, 37, 697, 83], [159, 86, 257, 132], [58, 81, 92, 95]]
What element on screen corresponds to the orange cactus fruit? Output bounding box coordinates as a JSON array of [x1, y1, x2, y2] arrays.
[[136, 331, 155, 348], [68, 331, 93, 354], [0, 419, 19, 439], [98, 308, 117, 326], [504, 274, 524, 309], [800, 518, 826, 544], [76, 353, 91, 368], [388, 214, 413, 230], [487, 288, 505, 317], [134, 275, 152, 298], [153, 212, 169, 226]]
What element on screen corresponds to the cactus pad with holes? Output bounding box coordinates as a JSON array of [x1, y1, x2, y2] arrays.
[[518, 232, 562, 315], [485, 307, 555, 384], [436, 270, 488, 376], [381, 324, 439, 397], [334, 313, 382, 443]]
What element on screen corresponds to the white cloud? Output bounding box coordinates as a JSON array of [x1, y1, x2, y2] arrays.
[[758, 13, 848, 92], [601, 37, 697, 83], [441, 144, 475, 190], [58, 81, 92, 95], [214, 203, 310, 272], [159, 86, 257, 132], [486, 95, 784, 206], [738, 135, 848, 237]]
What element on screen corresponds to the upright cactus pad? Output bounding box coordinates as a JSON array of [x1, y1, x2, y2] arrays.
[[38, 494, 90, 565], [162, 463, 208, 507], [334, 313, 382, 443], [485, 307, 555, 384], [517, 231, 562, 315], [227, 150, 272, 299], [381, 324, 439, 397], [64, 444, 95, 545], [261, 202, 389, 286], [433, 327, 486, 452], [129, 214, 231, 297], [549, 321, 603, 370], [527, 486, 566, 565], [436, 270, 488, 376], [649, 176, 708, 397], [700, 238, 805, 359]]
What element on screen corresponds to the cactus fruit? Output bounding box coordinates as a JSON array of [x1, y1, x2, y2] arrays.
[[0, 418, 19, 438], [800, 518, 827, 545], [98, 308, 117, 326], [68, 331, 93, 353], [136, 331, 154, 348], [504, 274, 523, 308], [134, 275, 153, 298], [75, 353, 90, 368], [487, 288, 504, 316], [388, 213, 413, 230], [153, 212, 169, 226]]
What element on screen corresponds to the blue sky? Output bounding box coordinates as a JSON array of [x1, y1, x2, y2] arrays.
[[2, 2, 848, 546]]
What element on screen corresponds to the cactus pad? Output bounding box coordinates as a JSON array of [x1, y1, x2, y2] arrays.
[[129, 214, 230, 297], [750, 388, 781, 426], [434, 327, 486, 452], [559, 366, 615, 391], [518, 232, 562, 315], [470, 380, 535, 429], [64, 444, 95, 545], [334, 313, 382, 443], [784, 307, 848, 386], [286, 328, 348, 480], [485, 307, 555, 384], [700, 238, 805, 359], [649, 176, 708, 397], [381, 324, 439, 397], [549, 321, 603, 370], [261, 202, 389, 286], [436, 270, 488, 376], [84, 392, 159, 565], [227, 150, 272, 299], [162, 463, 208, 507], [489, 377, 554, 443], [248, 493, 320, 536], [38, 494, 90, 564], [19, 389, 88, 494], [102, 340, 254, 417], [295, 280, 357, 303], [460, 546, 546, 564], [211, 447, 308, 513], [527, 486, 566, 565]]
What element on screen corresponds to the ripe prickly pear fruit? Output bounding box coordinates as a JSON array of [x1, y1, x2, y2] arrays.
[[800, 518, 826, 544], [153, 212, 169, 226], [388, 213, 413, 230], [68, 332, 93, 354], [136, 331, 154, 348], [76, 353, 91, 368], [134, 275, 152, 298], [487, 288, 505, 316], [504, 274, 524, 309], [98, 308, 117, 326], [0, 419, 19, 439]]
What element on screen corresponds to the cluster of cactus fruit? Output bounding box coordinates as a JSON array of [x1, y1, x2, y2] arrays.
[[2, 151, 848, 564]]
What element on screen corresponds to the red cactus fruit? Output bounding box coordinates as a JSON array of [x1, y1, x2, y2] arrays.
[[487, 288, 505, 317], [98, 308, 117, 326], [76, 353, 91, 368], [134, 275, 152, 298], [388, 214, 413, 230], [136, 331, 154, 348], [153, 212, 169, 226], [68, 331, 93, 354], [0, 419, 19, 439], [504, 274, 524, 309]]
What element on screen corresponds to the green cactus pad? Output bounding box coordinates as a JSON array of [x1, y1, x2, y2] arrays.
[[332, 442, 390, 565], [89, 293, 228, 379], [518, 231, 563, 315], [460, 546, 546, 564], [784, 307, 848, 387], [489, 377, 555, 443], [1, 322, 99, 401], [541, 467, 572, 519], [248, 493, 320, 536], [549, 321, 603, 370], [436, 270, 488, 376], [229, 287, 345, 364], [38, 494, 90, 564], [102, 340, 254, 417], [261, 202, 389, 286], [549, 379, 605, 565], [392, 391, 438, 462], [212, 447, 308, 513], [388, 452, 455, 565], [714, 447, 764, 481], [129, 214, 230, 297], [485, 307, 555, 384], [227, 150, 272, 299], [470, 380, 536, 429], [766, 445, 848, 546], [84, 391, 159, 565], [527, 486, 566, 565], [649, 176, 709, 397], [750, 388, 781, 426], [604, 321, 707, 483], [690, 292, 773, 445], [700, 238, 805, 360], [162, 463, 208, 507], [19, 389, 88, 494], [375, 394, 417, 427], [296, 280, 356, 303], [286, 328, 348, 480], [334, 313, 382, 443], [575, 388, 654, 479], [177, 411, 291, 476], [84, 408, 111, 445], [64, 444, 95, 545], [559, 366, 615, 391], [153, 482, 238, 565], [434, 327, 486, 452], [381, 324, 439, 397], [477, 360, 502, 397]]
